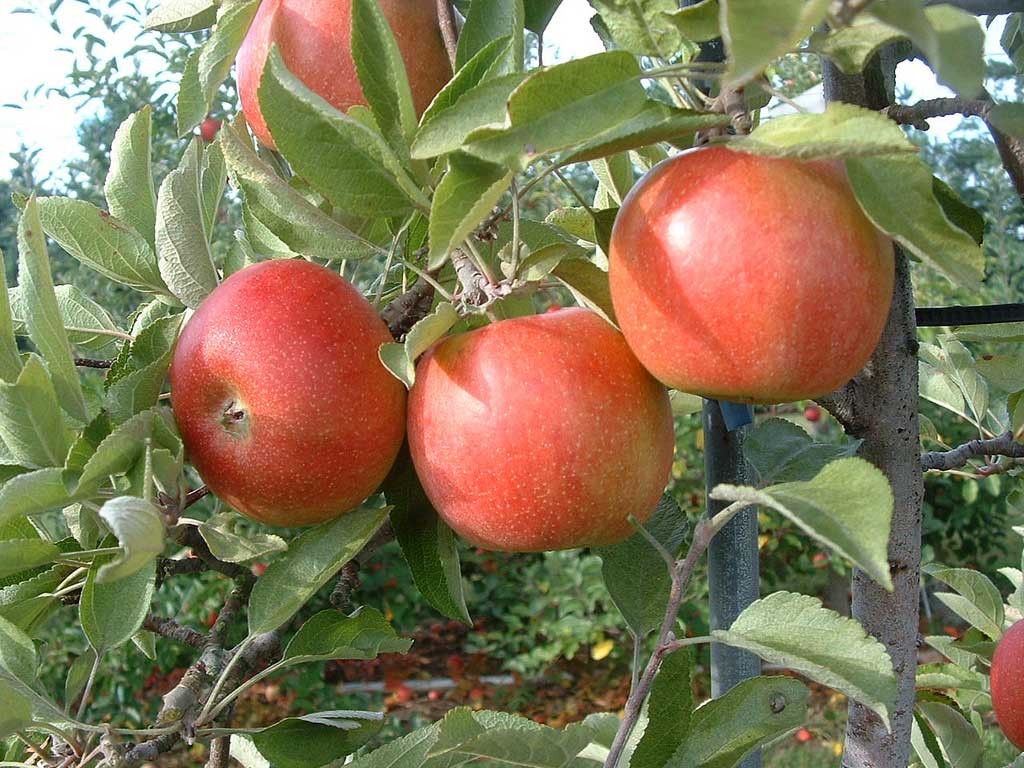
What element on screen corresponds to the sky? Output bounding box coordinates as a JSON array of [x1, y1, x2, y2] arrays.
[[0, 0, 1011, 180]]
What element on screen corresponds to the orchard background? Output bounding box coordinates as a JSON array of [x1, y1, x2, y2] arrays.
[[0, 0, 1022, 767]]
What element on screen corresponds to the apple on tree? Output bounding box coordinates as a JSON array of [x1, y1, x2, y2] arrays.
[[408, 307, 676, 552], [609, 146, 895, 404], [200, 116, 222, 142], [992, 620, 1024, 750], [237, 0, 453, 149], [169, 259, 407, 526]]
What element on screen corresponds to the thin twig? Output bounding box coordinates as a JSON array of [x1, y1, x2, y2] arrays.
[[144, 615, 206, 648], [74, 358, 113, 369], [882, 97, 992, 129], [436, 0, 459, 67], [921, 431, 1024, 471]]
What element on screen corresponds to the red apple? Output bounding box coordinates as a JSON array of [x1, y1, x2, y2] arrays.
[[237, 0, 452, 149], [408, 308, 675, 552], [804, 405, 822, 423], [992, 620, 1024, 749], [795, 728, 813, 744], [200, 117, 222, 143], [609, 146, 894, 404], [170, 259, 406, 526]]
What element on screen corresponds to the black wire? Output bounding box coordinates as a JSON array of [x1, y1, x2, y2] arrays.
[[915, 303, 1024, 327]]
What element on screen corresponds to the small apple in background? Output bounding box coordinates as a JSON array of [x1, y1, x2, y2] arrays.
[[609, 146, 894, 404], [170, 259, 407, 527], [408, 308, 675, 552], [804, 405, 822, 423], [812, 552, 829, 570], [199, 117, 222, 143], [237, 0, 452, 149], [992, 620, 1024, 749], [795, 728, 813, 744]]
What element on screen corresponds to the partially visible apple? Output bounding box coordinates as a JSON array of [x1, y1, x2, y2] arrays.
[[200, 117, 222, 143], [237, 0, 452, 149], [609, 146, 895, 404], [408, 308, 675, 552], [992, 620, 1024, 749], [170, 259, 406, 526]]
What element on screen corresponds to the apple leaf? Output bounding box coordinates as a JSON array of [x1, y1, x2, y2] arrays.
[[0, 250, 19, 384], [713, 593, 897, 728], [847, 154, 984, 292], [175, 0, 260, 137], [384, 448, 471, 623], [145, 0, 218, 32], [251, 711, 383, 768], [0, 614, 38, 685], [283, 607, 412, 663], [70, 408, 156, 492], [665, 676, 809, 768], [721, 0, 830, 87], [156, 139, 219, 309], [457, 0, 525, 71], [662, 0, 720, 42], [924, 565, 1004, 641], [200, 139, 227, 237], [379, 302, 460, 389], [345, 723, 440, 768], [197, 513, 287, 564], [730, 102, 915, 159], [0, 678, 33, 740], [95, 497, 166, 583], [0, 541, 60, 581], [711, 458, 894, 590], [915, 701, 983, 768], [428, 154, 512, 270], [259, 47, 429, 217], [0, 355, 73, 469], [80, 550, 156, 654], [17, 198, 89, 422], [551, 259, 617, 324], [743, 418, 859, 485], [423, 36, 517, 127], [632, 648, 693, 768], [105, 107, 157, 249], [989, 102, 1024, 139], [596, 494, 689, 636], [248, 505, 391, 635], [915, 662, 988, 692], [0, 469, 83, 526], [588, 0, 683, 57], [9, 284, 124, 351], [104, 315, 183, 425]]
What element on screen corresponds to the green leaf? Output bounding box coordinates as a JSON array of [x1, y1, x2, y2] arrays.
[[590, 153, 634, 205], [989, 103, 1024, 140], [145, 0, 218, 32], [743, 418, 858, 485], [346, 723, 440, 768], [814, 16, 914, 75], [977, 355, 1024, 393], [924, 565, 1004, 641], [932, 176, 984, 246], [385, 449, 470, 622], [713, 592, 897, 727], [284, 607, 412, 663], [588, 0, 683, 56], [662, 0, 720, 42], [552, 259, 617, 324], [712, 458, 893, 590], [71, 409, 156, 492], [869, 0, 984, 97], [917, 339, 988, 429], [911, 711, 948, 768], [105, 108, 158, 248], [0, 540, 59, 581], [30, 196, 170, 298], [9, 284, 125, 351], [64, 648, 97, 710], [428, 155, 511, 270], [260, 48, 429, 217], [666, 676, 808, 768], [105, 315, 183, 424], [731, 102, 915, 159], [721, 0, 830, 87], [0, 355, 73, 468], [525, 0, 562, 33], [248, 505, 391, 635], [351, 0, 418, 150], [632, 648, 692, 768], [442, 720, 596, 766], [0, 679, 32, 740], [847, 154, 984, 292], [412, 73, 529, 161], [915, 701, 983, 768], [596, 494, 689, 636], [915, 663, 987, 692], [379, 303, 461, 388], [0, 614, 38, 684], [421, 36, 517, 126], [0, 469, 81, 526], [201, 140, 227, 236], [563, 101, 729, 165], [156, 140, 220, 308], [95, 497, 165, 583], [80, 552, 156, 653], [252, 711, 383, 768], [198, 513, 287, 563], [176, 0, 261, 137], [463, 52, 648, 170], [17, 197, 89, 421], [0, 250, 20, 383], [457, 0, 525, 71]]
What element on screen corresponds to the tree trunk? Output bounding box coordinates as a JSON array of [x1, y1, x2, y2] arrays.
[[822, 59, 925, 768]]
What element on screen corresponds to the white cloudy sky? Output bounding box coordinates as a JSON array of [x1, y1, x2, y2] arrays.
[[0, 0, 1011, 180]]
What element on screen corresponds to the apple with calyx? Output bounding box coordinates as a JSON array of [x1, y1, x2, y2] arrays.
[[992, 620, 1024, 750], [237, 0, 453, 149], [170, 259, 406, 526], [609, 146, 895, 404], [408, 308, 675, 552]]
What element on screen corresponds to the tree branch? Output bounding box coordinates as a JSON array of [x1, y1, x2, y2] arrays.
[[121, 731, 180, 768], [144, 615, 206, 648], [921, 431, 1024, 471], [380, 279, 435, 339], [882, 97, 992, 129], [206, 736, 230, 768], [436, 0, 459, 67], [923, 0, 1024, 14]]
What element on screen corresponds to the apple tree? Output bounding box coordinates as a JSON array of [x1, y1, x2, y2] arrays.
[[0, 0, 1022, 767]]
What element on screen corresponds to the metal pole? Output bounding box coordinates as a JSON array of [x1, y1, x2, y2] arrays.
[[703, 400, 761, 768]]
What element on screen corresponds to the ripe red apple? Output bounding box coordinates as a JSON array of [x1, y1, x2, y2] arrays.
[[609, 146, 895, 404], [795, 728, 813, 744], [237, 0, 453, 149], [992, 620, 1024, 749], [200, 117, 222, 143], [804, 405, 822, 423], [170, 259, 406, 526], [408, 308, 675, 552]]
